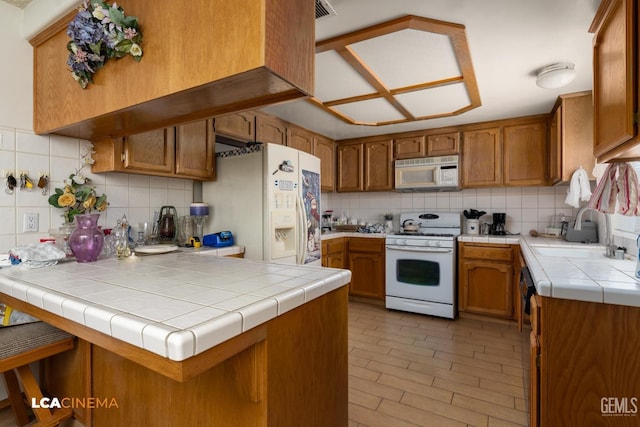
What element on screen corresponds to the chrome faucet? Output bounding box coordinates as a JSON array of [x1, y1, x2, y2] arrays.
[[574, 206, 615, 257], [573, 205, 595, 231]]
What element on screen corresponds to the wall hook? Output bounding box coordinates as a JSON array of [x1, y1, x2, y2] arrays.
[[37, 174, 49, 195], [5, 173, 16, 195]]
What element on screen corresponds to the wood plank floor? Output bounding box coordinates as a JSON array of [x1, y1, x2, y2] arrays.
[[348, 301, 530, 427], [0, 301, 529, 427]]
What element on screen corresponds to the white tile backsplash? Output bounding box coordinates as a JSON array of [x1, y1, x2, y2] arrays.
[[0, 127, 194, 251], [323, 185, 585, 235]]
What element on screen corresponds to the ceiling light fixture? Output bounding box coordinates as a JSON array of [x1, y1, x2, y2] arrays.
[[536, 62, 576, 89]]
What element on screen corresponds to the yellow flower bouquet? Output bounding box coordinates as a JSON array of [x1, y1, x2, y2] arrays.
[[48, 169, 107, 223]]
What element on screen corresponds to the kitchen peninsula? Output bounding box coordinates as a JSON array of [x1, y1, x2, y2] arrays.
[[0, 253, 351, 426]]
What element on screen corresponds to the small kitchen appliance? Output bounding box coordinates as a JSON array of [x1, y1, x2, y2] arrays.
[[491, 212, 506, 235], [190, 203, 209, 243], [562, 220, 598, 243], [321, 211, 333, 232], [203, 231, 234, 248], [385, 212, 461, 319], [394, 155, 459, 192], [157, 206, 177, 243]]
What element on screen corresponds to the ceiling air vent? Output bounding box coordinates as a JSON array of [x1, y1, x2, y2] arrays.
[[315, 0, 337, 20]]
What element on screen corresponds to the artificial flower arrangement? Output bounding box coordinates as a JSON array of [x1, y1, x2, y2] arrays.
[[48, 145, 108, 223], [67, 0, 143, 89]]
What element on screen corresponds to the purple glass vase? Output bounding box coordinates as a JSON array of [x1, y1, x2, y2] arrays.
[[69, 213, 104, 262]]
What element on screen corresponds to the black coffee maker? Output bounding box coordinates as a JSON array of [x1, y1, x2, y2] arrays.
[[491, 213, 506, 235]]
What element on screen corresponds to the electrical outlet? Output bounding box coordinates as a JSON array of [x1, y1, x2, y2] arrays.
[[23, 213, 39, 232]]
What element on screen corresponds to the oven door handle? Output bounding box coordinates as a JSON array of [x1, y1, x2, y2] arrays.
[[385, 245, 453, 254]]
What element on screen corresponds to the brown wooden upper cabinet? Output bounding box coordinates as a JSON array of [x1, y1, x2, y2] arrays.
[[548, 92, 596, 184], [314, 135, 335, 192], [287, 126, 314, 154], [92, 119, 215, 181], [364, 140, 394, 191], [175, 120, 216, 180], [394, 132, 459, 159], [427, 132, 460, 157], [395, 135, 426, 159], [336, 144, 364, 192], [256, 113, 287, 146], [503, 120, 547, 186], [30, 0, 314, 141], [214, 112, 255, 142], [461, 127, 502, 188], [337, 139, 393, 192], [590, 0, 640, 161], [123, 128, 175, 174]]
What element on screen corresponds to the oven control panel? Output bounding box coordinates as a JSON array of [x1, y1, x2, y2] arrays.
[[385, 238, 454, 249]]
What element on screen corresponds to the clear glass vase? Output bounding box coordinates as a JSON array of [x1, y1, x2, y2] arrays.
[[54, 222, 77, 256], [69, 213, 104, 262]]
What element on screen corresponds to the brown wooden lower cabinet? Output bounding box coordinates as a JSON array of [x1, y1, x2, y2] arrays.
[[347, 237, 385, 301], [531, 295, 640, 426], [322, 237, 345, 268], [458, 242, 516, 319], [529, 294, 540, 427], [322, 236, 386, 301]]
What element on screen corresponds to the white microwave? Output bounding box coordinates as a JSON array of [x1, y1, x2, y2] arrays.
[[394, 155, 460, 192]]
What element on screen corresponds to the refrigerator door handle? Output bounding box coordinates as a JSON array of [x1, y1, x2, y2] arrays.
[[296, 195, 307, 265]]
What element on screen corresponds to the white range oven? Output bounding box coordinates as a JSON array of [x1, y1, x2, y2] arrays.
[[385, 212, 460, 319]]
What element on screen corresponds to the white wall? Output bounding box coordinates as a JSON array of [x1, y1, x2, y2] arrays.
[[0, 2, 194, 252], [0, 2, 32, 130]]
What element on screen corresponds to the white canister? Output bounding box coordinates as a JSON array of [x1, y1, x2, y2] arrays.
[[466, 219, 480, 235]]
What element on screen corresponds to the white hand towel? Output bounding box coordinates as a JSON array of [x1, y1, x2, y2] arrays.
[[564, 169, 581, 208], [565, 167, 591, 208], [578, 168, 592, 202]]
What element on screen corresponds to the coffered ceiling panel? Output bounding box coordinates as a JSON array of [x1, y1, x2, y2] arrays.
[[396, 84, 471, 118], [349, 29, 460, 89], [315, 50, 376, 101], [332, 98, 406, 124], [309, 15, 481, 127]]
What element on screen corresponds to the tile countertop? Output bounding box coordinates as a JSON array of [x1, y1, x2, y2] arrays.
[[176, 245, 245, 256], [0, 253, 351, 362], [458, 234, 521, 244], [321, 231, 386, 240], [519, 235, 640, 307]]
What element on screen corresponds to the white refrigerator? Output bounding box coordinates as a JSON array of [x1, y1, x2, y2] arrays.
[[202, 143, 322, 265]]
